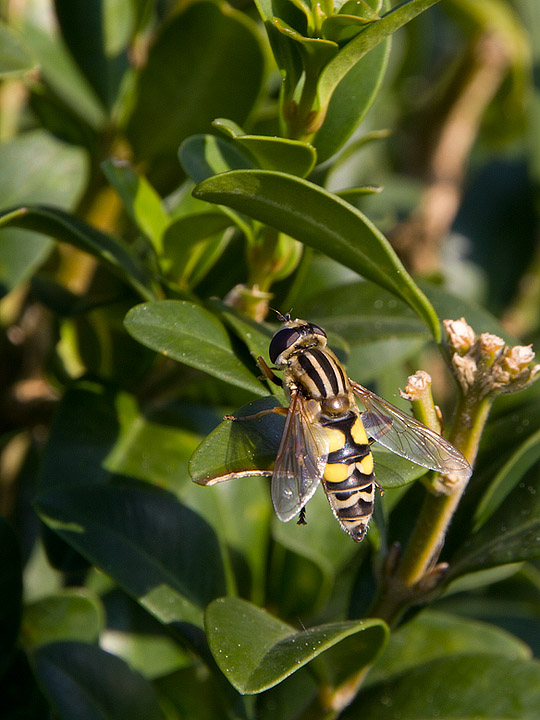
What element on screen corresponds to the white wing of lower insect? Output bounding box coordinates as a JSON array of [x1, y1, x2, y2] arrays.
[[350, 380, 472, 481], [271, 390, 329, 522]]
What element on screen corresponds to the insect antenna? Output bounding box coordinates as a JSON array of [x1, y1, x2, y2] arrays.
[[270, 307, 292, 323]]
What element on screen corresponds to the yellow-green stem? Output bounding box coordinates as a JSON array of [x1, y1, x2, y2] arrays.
[[371, 392, 493, 625]]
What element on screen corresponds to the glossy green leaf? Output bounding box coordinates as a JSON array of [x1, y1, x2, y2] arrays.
[[126, 1, 264, 164], [474, 428, 540, 531], [367, 610, 530, 688], [205, 597, 387, 693], [0, 21, 37, 76], [0, 517, 22, 675], [344, 654, 540, 719], [317, 0, 442, 110], [213, 119, 317, 177], [271, 17, 339, 78], [22, 590, 104, 649], [101, 160, 170, 252], [54, 0, 129, 110], [322, 13, 378, 45], [124, 300, 266, 395], [33, 641, 164, 720], [193, 170, 440, 338], [0, 205, 157, 300], [190, 395, 428, 489], [312, 29, 390, 162], [36, 482, 226, 629], [448, 469, 540, 582], [0, 131, 88, 296]]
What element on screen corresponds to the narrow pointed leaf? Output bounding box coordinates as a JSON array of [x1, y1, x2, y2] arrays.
[[448, 469, 540, 581], [33, 641, 164, 720], [473, 427, 540, 531], [205, 597, 387, 694], [0, 205, 157, 300], [193, 170, 440, 338], [124, 300, 266, 395], [317, 0, 442, 109]]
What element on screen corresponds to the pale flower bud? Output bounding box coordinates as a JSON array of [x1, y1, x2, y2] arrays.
[[502, 345, 536, 375], [401, 370, 432, 401], [444, 318, 476, 354]]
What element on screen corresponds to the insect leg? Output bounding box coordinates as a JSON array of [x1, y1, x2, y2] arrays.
[[224, 406, 288, 422], [257, 356, 283, 387]]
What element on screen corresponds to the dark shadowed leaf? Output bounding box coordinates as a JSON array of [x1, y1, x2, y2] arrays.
[[0, 518, 22, 675], [448, 469, 540, 582], [22, 590, 104, 649], [36, 482, 226, 629], [344, 654, 540, 719], [33, 641, 164, 720]]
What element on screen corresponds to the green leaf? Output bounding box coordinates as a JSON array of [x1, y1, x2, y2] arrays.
[[124, 300, 266, 396], [213, 119, 317, 177], [33, 641, 165, 720], [22, 19, 105, 128], [179, 135, 255, 240], [0, 205, 157, 301], [22, 590, 104, 649], [366, 610, 530, 688], [473, 428, 540, 531], [317, 0, 442, 110], [448, 469, 540, 582], [193, 170, 440, 338], [190, 396, 426, 489], [205, 596, 388, 694], [54, 0, 129, 110], [126, 0, 265, 165], [0, 131, 88, 296], [0, 518, 22, 675], [344, 654, 540, 719], [101, 160, 170, 253], [0, 21, 37, 76], [312, 28, 390, 162], [36, 482, 226, 629]]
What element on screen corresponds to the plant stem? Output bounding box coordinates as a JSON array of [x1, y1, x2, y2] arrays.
[[370, 391, 493, 626]]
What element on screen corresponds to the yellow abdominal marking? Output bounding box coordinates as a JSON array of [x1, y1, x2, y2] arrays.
[[351, 417, 369, 445], [324, 463, 350, 484], [325, 427, 347, 453], [358, 453, 374, 475]]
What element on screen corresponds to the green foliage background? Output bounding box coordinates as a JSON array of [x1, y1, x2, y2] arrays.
[[1, 0, 540, 718]]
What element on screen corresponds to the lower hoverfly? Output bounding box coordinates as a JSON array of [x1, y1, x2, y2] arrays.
[[204, 314, 472, 542]]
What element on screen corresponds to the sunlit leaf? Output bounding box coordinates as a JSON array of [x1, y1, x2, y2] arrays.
[[125, 300, 266, 395], [193, 170, 440, 338], [205, 596, 387, 693]]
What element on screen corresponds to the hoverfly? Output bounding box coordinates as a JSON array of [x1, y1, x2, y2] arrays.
[[203, 314, 471, 542]]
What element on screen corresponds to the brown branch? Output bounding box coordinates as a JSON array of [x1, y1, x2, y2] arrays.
[[390, 32, 510, 275]]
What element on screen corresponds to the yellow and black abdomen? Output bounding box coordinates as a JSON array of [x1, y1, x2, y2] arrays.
[[320, 411, 375, 543]]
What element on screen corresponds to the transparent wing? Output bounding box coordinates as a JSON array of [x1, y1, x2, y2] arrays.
[[272, 391, 328, 522], [350, 380, 472, 481]]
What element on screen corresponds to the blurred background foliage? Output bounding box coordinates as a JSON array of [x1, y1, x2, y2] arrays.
[[1, 0, 540, 718]]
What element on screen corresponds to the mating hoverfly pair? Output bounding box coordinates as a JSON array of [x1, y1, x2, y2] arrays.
[[199, 314, 471, 542]]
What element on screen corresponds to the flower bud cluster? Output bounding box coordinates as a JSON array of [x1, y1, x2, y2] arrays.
[[444, 318, 540, 398]]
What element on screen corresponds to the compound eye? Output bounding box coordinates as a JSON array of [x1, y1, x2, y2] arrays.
[[269, 327, 300, 364], [309, 323, 327, 339]]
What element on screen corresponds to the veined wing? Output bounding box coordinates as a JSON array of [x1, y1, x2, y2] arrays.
[[272, 390, 328, 522], [350, 380, 472, 481]]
